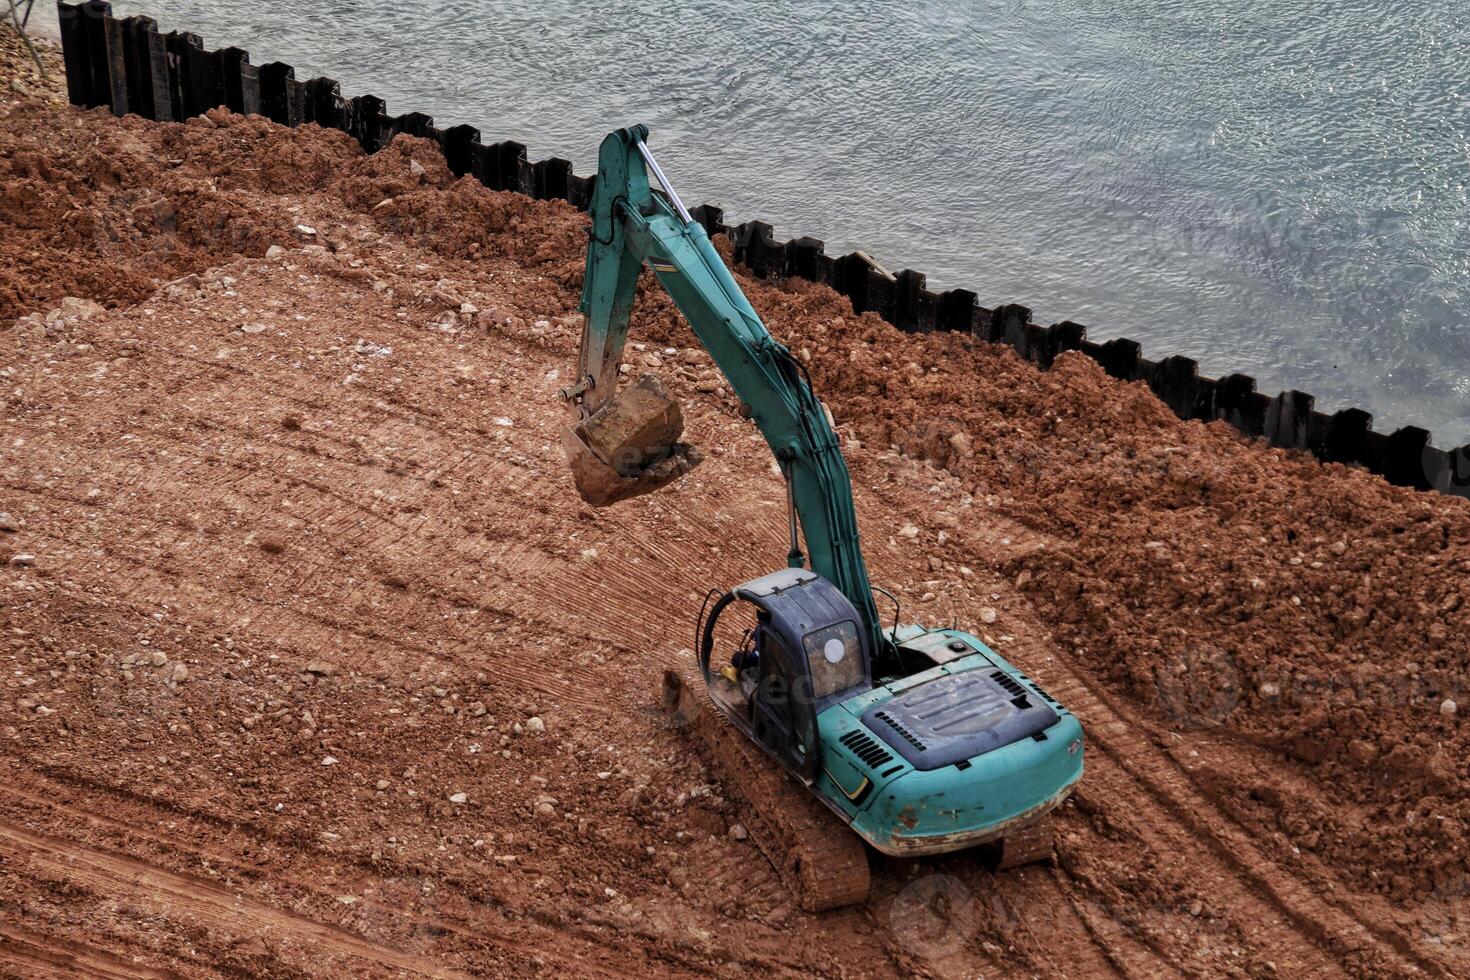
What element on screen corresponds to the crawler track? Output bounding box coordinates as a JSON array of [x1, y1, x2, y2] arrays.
[[660, 664, 871, 911]]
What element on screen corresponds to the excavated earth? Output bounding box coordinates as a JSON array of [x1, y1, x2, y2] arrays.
[[2, 33, 1467, 978]]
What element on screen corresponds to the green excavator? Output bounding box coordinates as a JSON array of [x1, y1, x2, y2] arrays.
[[562, 126, 1084, 911]]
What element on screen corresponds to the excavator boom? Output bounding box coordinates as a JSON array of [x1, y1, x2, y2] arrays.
[[565, 125, 886, 658]]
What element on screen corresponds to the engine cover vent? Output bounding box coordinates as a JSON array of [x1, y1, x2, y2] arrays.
[[991, 670, 1026, 698], [873, 709, 928, 752], [838, 728, 895, 770]]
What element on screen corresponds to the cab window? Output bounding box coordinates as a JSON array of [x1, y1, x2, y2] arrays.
[[803, 620, 864, 699], [756, 630, 813, 756]]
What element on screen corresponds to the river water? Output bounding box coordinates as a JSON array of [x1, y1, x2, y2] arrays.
[[40, 1, 1470, 443]]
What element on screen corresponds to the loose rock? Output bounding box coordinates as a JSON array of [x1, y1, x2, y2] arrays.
[[59, 296, 104, 319]]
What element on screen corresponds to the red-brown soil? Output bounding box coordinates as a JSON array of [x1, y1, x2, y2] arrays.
[[2, 31, 1466, 978]]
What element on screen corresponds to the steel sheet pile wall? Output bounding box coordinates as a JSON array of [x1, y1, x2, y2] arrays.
[[55, 1, 1470, 499]]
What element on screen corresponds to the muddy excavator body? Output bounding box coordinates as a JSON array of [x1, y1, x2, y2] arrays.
[[686, 568, 1082, 857], [566, 125, 1085, 911]]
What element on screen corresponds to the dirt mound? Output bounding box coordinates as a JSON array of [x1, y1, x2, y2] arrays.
[[0, 101, 327, 320], [0, 86, 588, 327], [332, 132, 453, 208]]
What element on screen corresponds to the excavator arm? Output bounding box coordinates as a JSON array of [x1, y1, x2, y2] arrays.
[[563, 126, 887, 658]]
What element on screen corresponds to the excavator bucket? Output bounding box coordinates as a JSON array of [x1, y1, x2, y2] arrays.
[[565, 373, 702, 507]]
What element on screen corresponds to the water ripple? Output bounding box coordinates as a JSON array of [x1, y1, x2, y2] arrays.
[[98, 0, 1470, 441]]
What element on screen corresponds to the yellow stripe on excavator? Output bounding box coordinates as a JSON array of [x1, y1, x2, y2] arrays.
[[825, 768, 870, 802]]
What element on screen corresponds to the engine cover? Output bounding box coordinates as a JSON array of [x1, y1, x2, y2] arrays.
[[861, 668, 1058, 771]]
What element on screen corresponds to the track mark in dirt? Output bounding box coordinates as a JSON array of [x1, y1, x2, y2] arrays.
[[1173, 732, 1465, 954], [1011, 867, 1170, 978], [1045, 868, 1171, 978], [0, 818, 473, 979], [0, 774, 784, 979], [0, 923, 175, 980], [1043, 665, 1446, 977]]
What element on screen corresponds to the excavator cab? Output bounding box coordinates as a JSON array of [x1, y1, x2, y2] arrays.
[[698, 568, 875, 783]]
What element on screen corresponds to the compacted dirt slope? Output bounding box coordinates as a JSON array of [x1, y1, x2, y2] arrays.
[[2, 33, 1467, 978]]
